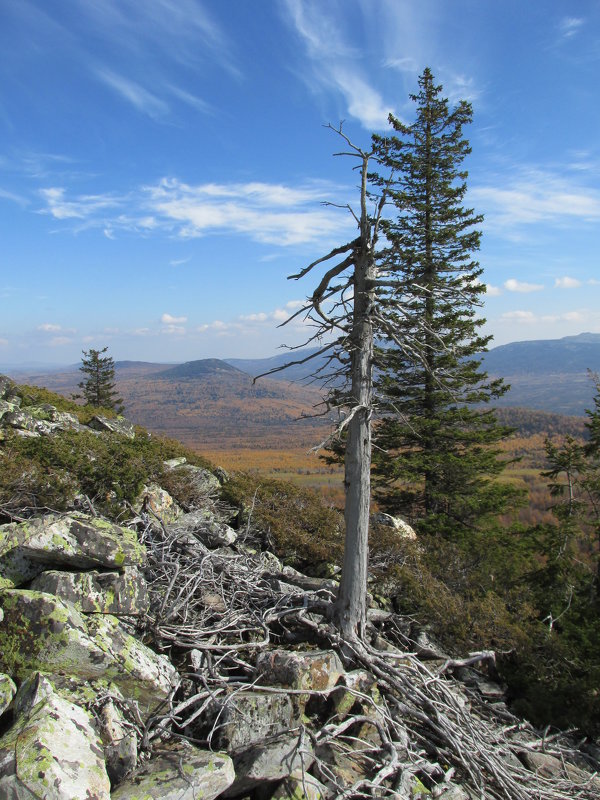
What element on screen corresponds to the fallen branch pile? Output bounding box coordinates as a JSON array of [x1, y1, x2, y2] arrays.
[[131, 508, 599, 800]]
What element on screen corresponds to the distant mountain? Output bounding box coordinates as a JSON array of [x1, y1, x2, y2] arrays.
[[157, 359, 248, 380], [225, 348, 325, 382], [481, 333, 600, 376], [229, 335, 600, 416], [481, 333, 600, 415], [5, 333, 600, 438]]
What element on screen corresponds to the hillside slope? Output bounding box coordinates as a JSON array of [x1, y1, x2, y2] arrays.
[[13, 360, 331, 450]]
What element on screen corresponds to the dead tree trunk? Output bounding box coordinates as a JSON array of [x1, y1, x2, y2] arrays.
[[257, 128, 387, 642], [334, 153, 376, 640]]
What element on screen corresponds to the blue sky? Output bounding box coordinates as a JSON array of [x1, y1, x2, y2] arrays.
[[1, 0, 599, 366]]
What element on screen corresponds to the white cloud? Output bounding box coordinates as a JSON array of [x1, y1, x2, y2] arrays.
[[561, 310, 584, 322], [472, 169, 600, 230], [485, 284, 502, 297], [0, 338, 8, 347], [37, 177, 354, 246], [501, 310, 536, 323], [161, 313, 187, 324], [144, 177, 351, 246], [37, 323, 62, 332], [169, 257, 191, 267], [554, 276, 581, 289], [40, 187, 119, 220], [240, 312, 268, 322], [0, 187, 28, 207], [504, 279, 544, 293], [330, 67, 393, 129], [49, 336, 73, 346]]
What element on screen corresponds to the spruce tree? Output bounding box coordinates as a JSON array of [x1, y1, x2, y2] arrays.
[[77, 347, 124, 412], [372, 68, 518, 538]]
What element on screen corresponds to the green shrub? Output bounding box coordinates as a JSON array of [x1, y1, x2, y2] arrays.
[[221, 472, 344, 572], [1, 422, 215, 520], [0, 443, 78, 516]]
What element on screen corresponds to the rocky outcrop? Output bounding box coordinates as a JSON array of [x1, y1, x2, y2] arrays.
[[0, 673, 111, 800], [0, 513, 146, 589], [111, 742, 234, 800]]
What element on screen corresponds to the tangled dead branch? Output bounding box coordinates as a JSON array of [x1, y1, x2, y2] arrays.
[[132, 508, 599, 800]]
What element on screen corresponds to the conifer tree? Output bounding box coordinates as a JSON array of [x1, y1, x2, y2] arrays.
[[77, 347, 123, 412], [371, 68, 517, 537]]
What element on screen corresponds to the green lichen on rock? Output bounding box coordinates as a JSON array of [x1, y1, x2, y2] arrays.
[[0, 673, 111, 800], [0, 513, 146, 589], [0, 672, 17, 716], [0, 590, 177, 714], [110, 741, 234, 800], [29, 566, 148, 616]]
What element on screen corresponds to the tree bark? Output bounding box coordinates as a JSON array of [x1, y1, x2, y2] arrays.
[[334, 155, 375, 640]]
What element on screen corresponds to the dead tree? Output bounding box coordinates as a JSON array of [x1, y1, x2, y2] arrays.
[[259, 125, 390, 641]]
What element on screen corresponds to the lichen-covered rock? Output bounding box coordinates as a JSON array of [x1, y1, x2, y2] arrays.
[[0, 375, 15, 400], [0, 399, 21, 420], [226, 733, 315, 797], [171, 509, 237, 548], [135, 482, 182, 522], [27, 404, 81, 431], [111, 741, 234, 800], [30, 566, 148, 616], [372, 512, 417, 540], [163, 456, 187, 469], [255, 649, 344, 693], [210, 692, 294, 752], [173, 463, 221, 495], [331, 669, 380, 720], [88, 414, 135, 439], [0, 672, 111, 800], [96, 698, 138, 784], [271, 770, 329, 800], [0, 672, 16, 717], [315, 741, 372, 794], [0, 590, 178, 714], [2, 409, 50, 434], [0, 513, 146, 589]]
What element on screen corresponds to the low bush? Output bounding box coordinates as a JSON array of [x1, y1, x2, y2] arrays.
[[221, 472, 344, 572]]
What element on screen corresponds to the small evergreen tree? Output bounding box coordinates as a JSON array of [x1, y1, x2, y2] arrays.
[[76, 347, 123, 412], [371, 68, 519, 537]]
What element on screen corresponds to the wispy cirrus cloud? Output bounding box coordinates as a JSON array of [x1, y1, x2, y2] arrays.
[[95, 69, 169, 118], [0, 187, 29, 207], [40, 187, 121, 220], [558, 17, 584, 40], [38, 177, 352, 245], [143, 177, 352, 245], [472, 168, 600, 231], [281, 0, 393, 128]]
